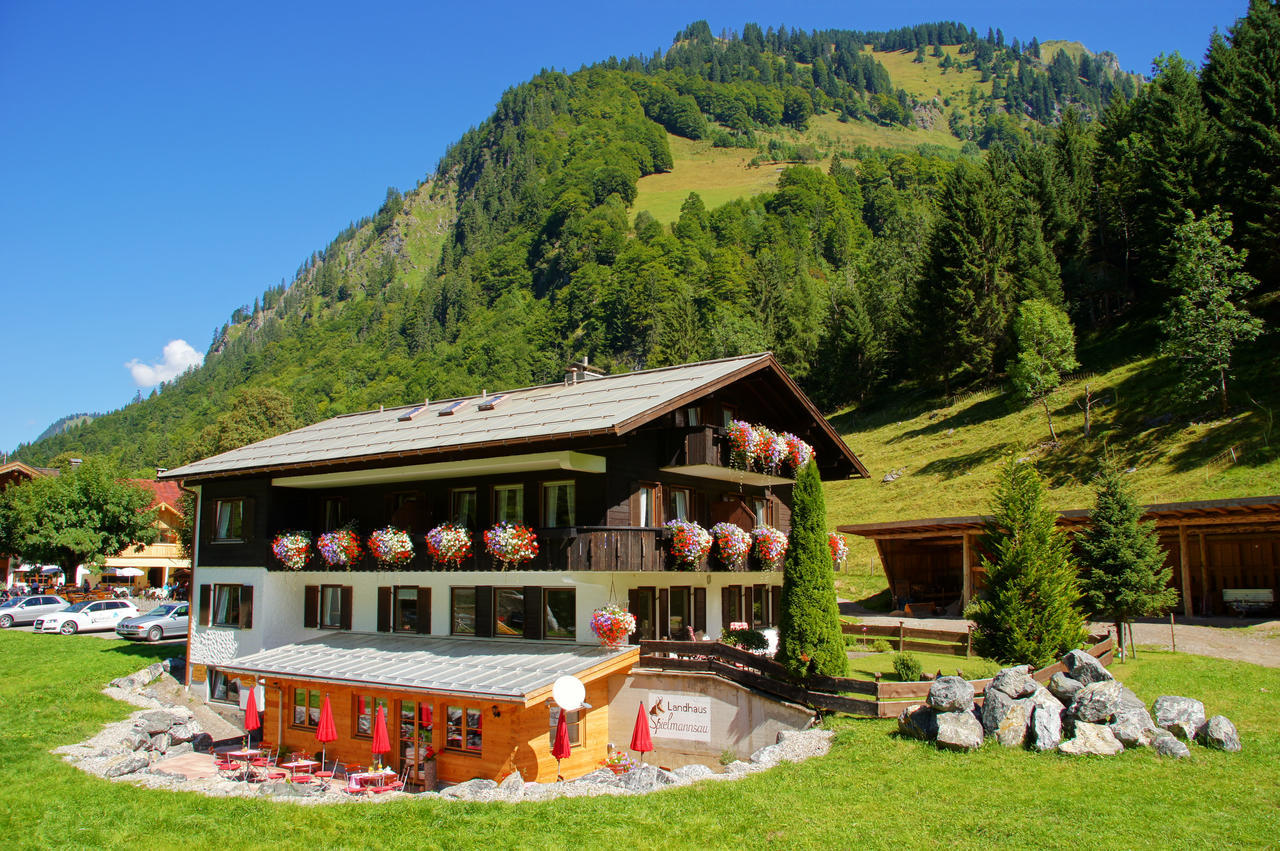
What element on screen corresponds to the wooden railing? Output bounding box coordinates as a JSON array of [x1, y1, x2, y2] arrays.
[[842, 622, 976, 656], [636, 632, 1114, 719]]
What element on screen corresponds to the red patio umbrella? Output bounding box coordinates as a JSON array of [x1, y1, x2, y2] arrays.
[[629, 701, 653, 764], [316, 695, 338, 765], [243, 687, 261, 748], [551, 708, 571, 780], [371, 704, 391, 770]]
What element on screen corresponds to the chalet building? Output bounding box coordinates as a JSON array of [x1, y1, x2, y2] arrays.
[[161, 354, 867, 784], [101, 479, 190, 590]]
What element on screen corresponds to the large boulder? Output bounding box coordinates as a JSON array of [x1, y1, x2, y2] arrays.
[[1153, 735, 1191, 758], [1047, 672, 1084, 704], [980, 688, 1015, 736], [135, 709, 180, 735], [168, 721, 201, 744], [935, 710, 984, 751], [927, 676, 975, 713], [120, 731, 150, 752], [616, 763, 677, 791], [1110, 702, 1160, 748], [1197, 715, 1241, 752], [1058, 721, 1124, 756], [1061, 649, 1113, 685], [149, 733, 171, 755], [103, 753, 150, 777], [1069, 681, 1124, 724], [897, 704, 939, 741], [993, 700, 1032, 748], [440, 778, 497, 800], [1153, 696, 1206, 740], [989, 665, 1038, 699], [1029, 702, 1064, 751]]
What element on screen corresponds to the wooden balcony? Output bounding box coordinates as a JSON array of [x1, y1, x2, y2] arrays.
[[660, 425, 794, 487]]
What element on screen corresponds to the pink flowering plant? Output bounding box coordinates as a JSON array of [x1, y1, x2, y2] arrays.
[[751, 525, 788, 570], [727, 420, 761, 469], [783, 432, 814, 470], [271, 531, 312, 570], [483, 522, 538, 568], [710, 522, 751, 570], [317, 529, 362, 568], [665, 519, 711, 568], [829, 532, 848, 569], [599, 750, 635, 773], [724, 420, 814, 477], [368, 526, 415, 567], [590, 603, 637, 648], [758, 428, 789, 474], [425, 523, 472, 568]]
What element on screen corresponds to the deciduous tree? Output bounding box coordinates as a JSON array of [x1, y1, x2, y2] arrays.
[[1008, 298, 1079, 442]]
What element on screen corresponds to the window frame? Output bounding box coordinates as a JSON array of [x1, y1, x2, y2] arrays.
[[450, 488, 477, 528], [291, 687, 322, 729], [319, 584, 345, 630], [720, 404, 737, 428], [208, 668, 241, 705], [212, 499, 245, 543], [445, 704, 484, 755], [634, 482, 660, 527], [541, 480, 576, 528], [542, 588, 576, 641], [322, 496, 348, 532], [352, 694, 389, 740], [492, 587, 525, 638], [492, 484, 524, 525], [668, 487, 691, 522], [392, 585, 420, 633], [450, 587, 477, 636], [549, 706, 582, 747], [211, 583, 241, 627]]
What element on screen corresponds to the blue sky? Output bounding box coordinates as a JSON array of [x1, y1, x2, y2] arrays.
[[0, 0, 1247, 455]]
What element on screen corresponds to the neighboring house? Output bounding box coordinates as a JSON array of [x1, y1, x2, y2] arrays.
[[161, 354, 867, 783], [0, 461, 58, 588], [101, 479, 191, 590]]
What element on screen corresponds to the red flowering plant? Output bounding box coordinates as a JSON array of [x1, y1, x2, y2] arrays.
[[758, 428, 788, 474], [483, 522, 538, 569], [368, 526, 414, 567], [425, 523, 472, 569], [829, 532, 848, 569], [726, 420, 761, 469], [783, 432, 814, 472], [664, 519, 711, 569], [751, 525, 788, 570], [590, 603, 637, 648], [710, 522, 751, 570], [271, 531, 312, 570], [317, 528, 362, 569]]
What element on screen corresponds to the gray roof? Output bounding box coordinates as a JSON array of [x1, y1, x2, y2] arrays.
[[218, 632, 632, 701], [164, 354, 772, 479]]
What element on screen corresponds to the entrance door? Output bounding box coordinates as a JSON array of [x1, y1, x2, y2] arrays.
[[628, 587, 657, 641], [398, 699, 434, 788]]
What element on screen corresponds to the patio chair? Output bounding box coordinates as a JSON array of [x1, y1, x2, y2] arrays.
[[313, 760, 341, 782]]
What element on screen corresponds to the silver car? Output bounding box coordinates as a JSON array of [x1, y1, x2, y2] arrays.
[[0, 595, 70, 628], [116, 602, 189, 641]]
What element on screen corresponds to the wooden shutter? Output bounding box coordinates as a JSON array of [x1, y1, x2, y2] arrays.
[[693, 587, 706, 634], [658, 587, 669, 639], [475, 586, 493, 637], [771, 586, 783, 627], [239, 585, 254, 629], [743, 586, 755, 628], [628, 588, 640, 622], [416, 587, 431, 634], [304, 585, 319, 628], [721, 586, 734, 630], [523, 586, 543, 640], [241, 498, 255, 543], [198, 584, 211, 626], [377, 587, 392, 633], [340, 586, 353, 630]]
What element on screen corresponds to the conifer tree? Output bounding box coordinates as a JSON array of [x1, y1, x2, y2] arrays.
[[1078, 462, 1179, 658], [778, 460, 848, 679], [966, 457, 1085, 666]]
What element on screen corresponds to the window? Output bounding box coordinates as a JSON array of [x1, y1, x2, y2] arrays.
[[752, 497, 768, 527], [494, 588, 525, 637], [636, 484, 659, 526], [209, 669, 240, 704], [451, 587, 476, 636], [543, 481, 575, 527], [629, 587, 657, 641], [752, 584, 767, 627], [549, 707, 582, 747], [353, 694, 389, 738], [669, 586, 691, 637], [211, 584, 241, 627], [213, 499, 244, 542], [451, 488, 476, 528], [493, 485, 524, 524], [669, 488, 691, 522], [323, 497, 347, 531], [684, 406, 702, 427], [722, 585, 744, 629], [292, 688, 322, 728], [721, 405, 737, 428], [543, 589, 575, 640], [320, 585, 345, 629], [400, 700, 434, 784], [394, 587, 419, 633], [446, 705, 483, 753]]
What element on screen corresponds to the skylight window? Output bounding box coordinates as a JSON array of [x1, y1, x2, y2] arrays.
[[437, 400, 466, 417], [477, 394, 506, 412]]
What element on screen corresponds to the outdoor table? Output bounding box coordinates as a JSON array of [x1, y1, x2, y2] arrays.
[[347, 768, 396, 791], [227, 749, 262, 780], [281, 759, 319, 779]]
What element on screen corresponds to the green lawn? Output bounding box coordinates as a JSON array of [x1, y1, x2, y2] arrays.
[[2, 632, 1277, 849]]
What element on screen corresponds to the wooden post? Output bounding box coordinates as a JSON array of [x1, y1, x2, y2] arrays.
[[897, 620, 904, 652], [965, 625, 973, 658], [1169, 611, 1177, 653], [1179, 525, 1193, 617], [961, 533, 973, 609], [1199, 532, 1210, 616]]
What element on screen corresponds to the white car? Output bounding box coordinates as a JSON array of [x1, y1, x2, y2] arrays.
[[34, 599, 139, 634]]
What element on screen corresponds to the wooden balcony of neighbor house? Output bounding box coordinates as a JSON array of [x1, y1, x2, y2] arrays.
[[659, 425, 794, 487]]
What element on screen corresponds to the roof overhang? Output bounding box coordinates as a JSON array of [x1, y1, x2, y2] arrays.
[[271, 450, 606, 490]]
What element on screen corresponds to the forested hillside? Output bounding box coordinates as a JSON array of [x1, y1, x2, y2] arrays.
[[15, 8, 1278, 488]]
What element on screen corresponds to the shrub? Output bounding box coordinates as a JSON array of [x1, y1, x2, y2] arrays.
[[892, 652, 924, 682], [871, 638, 893, 653], [722, 628, 768, 651]]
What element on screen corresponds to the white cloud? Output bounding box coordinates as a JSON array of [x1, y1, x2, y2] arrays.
[[125, 339, 204, 387]]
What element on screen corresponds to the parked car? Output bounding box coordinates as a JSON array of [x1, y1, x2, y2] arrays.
[[116, 602, 189, 641], [34, 599, 138, 634], [0, 595, 70, 628]]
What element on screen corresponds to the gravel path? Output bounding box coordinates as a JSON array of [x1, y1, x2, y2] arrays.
[[841, 603, 1280, 669]]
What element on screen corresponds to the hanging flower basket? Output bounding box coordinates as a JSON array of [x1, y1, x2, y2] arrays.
[[829, 532, 848, 569], [425, 523, 472, 569], [725, 420, 814, 477], [757, 428, 788, 475], [317, 529, 362, 569], [271, 531, 312, 570], [752, 525, 788, 570], [483, 522, 538, 569], [590, 603, 637, 648], [710, 522, 751, 570], [783, 432, 814, 471], [727, 420, 761, 470], [368, 526, 414, 567], [664, 519, 711, 569]]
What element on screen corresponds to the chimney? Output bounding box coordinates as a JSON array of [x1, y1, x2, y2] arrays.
[[564, 356, 604, 385]]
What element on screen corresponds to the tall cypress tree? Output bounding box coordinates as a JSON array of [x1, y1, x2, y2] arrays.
[[1078, 463, 1179, 658], [778, 460, 848, 679], [966, 457, 1085, 666]]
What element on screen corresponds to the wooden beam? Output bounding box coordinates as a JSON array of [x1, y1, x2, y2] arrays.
[[1199, 531, 1210, 616], [961, 533, 973, 609], [1179, 524, 1193, 617]]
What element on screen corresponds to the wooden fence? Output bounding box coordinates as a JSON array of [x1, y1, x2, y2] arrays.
[[842, 621, 976, 657], [636, 631, 1114, 719]]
